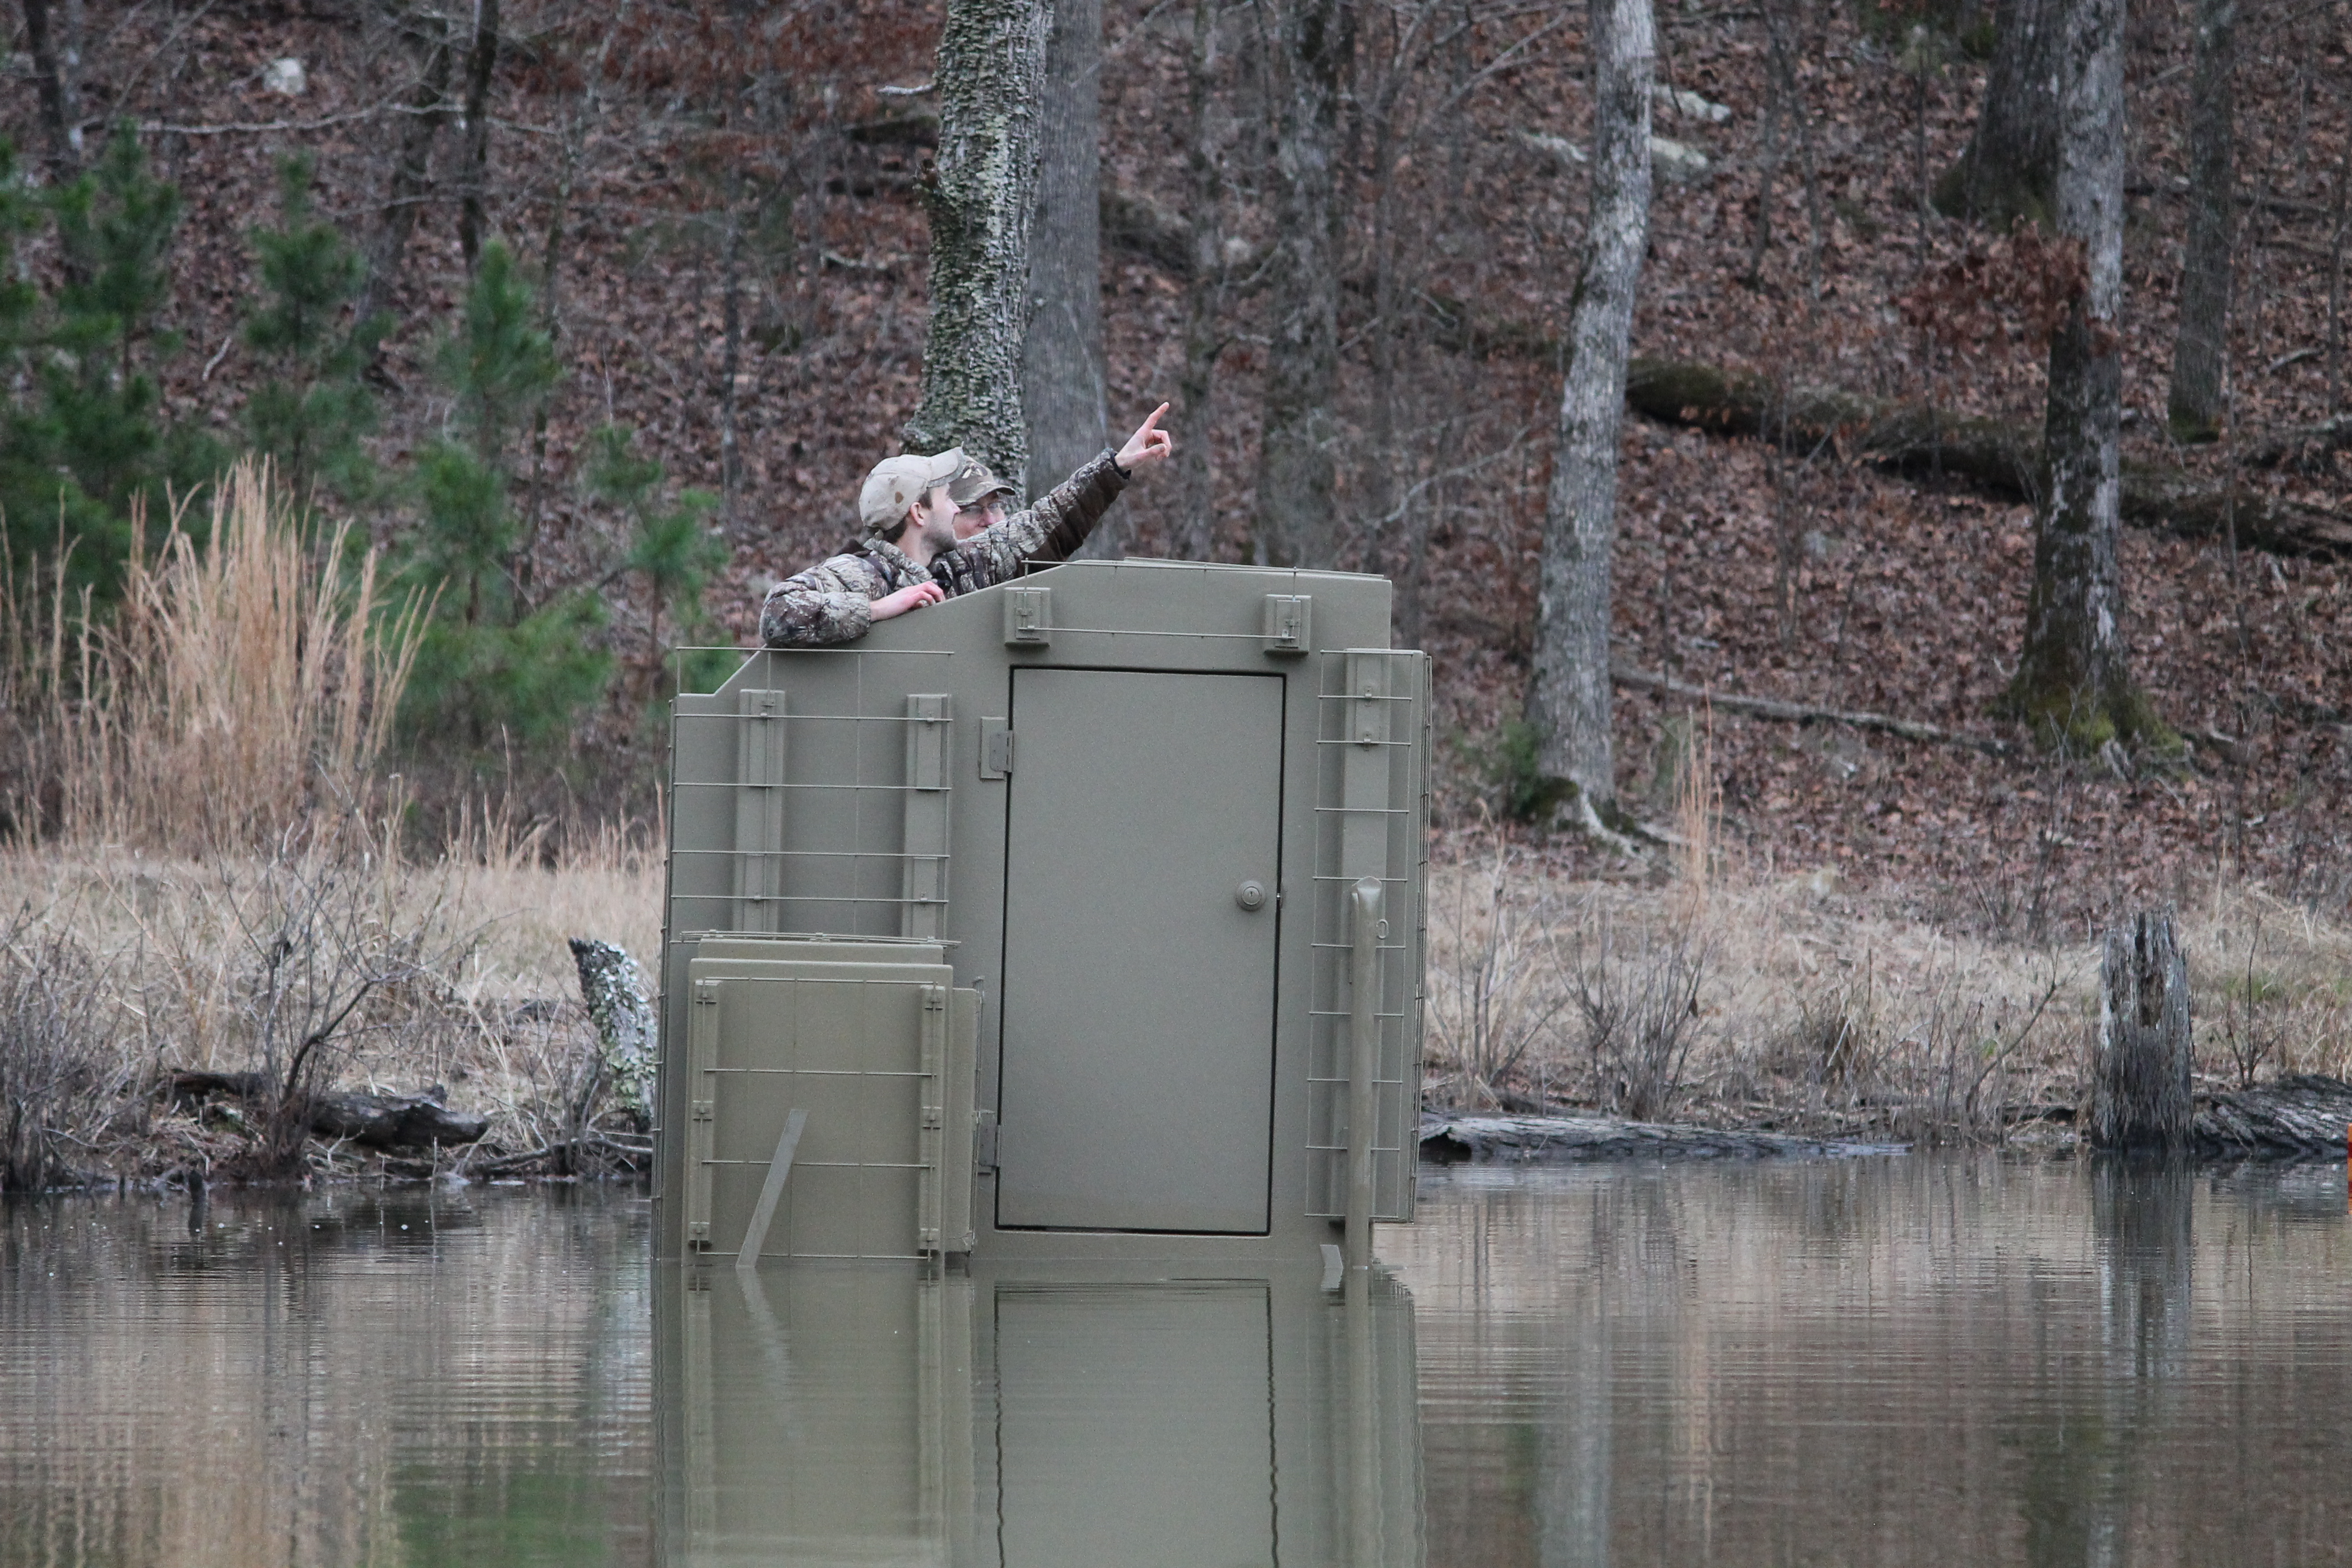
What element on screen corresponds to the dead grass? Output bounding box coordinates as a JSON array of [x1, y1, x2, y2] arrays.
[[6, 460, 424, 857], [1423, 829, 2352, 1146], [0, 466, 666, 1189]]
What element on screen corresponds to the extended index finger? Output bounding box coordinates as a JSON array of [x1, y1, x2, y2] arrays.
[[1140, 401, 1170, 434]]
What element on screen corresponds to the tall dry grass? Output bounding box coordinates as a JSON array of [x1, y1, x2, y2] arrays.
[[6, 460, 427, 857], [0, 464, 664, 1188]]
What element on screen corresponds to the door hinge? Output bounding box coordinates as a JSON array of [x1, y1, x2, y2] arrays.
[[974, 1109, 999, 1172], [981, 719, 1014, 778]]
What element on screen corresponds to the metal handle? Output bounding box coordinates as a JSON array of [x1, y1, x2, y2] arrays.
[[1235, 879, 1268, 912], [1346, 877, 1382, 1271]]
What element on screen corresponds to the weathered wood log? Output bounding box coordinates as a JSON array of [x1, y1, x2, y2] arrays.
[[168, 1071, 488, 1150], [1419, 1112, 1901, 1163], [568, 937, 655, 1124], [307, 1090, 488, 1149], [168, 1069, 274, 1106], [2192, 1074, 2352, 1160], [1623, 358, 2352, 560], [1613, 665, 2017, 755], [2089, 910, 2195, 1152]]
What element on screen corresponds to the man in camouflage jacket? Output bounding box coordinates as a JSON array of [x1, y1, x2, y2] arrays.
[[759, 404, 1174, 647]]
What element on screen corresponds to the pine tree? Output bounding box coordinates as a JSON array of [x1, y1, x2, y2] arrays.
[[243, 155, 382, 503], [4, 125, 216, 590], [400, 241, 607, 749], [586, 423, 725, 674], [0, 140, 71, 554], [438, 241, 558, 468]]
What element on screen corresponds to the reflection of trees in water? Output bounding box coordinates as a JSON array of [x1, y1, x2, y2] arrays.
[[1, 1191, 654, 1568], [1536, 1286, 1609, 1568], [2015, 1158, 2194, 1568], [1404, 1158, 2352, 1568]]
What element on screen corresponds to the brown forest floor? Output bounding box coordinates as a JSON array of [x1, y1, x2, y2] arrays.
[[3, 0, 2346, 939]]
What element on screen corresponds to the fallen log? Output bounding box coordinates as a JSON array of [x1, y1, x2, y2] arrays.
[[1613, 665, 2016, 756], [306, 1090, 488, 1150], [2191, 1074, 2352, 1160], [1624, 358, 2352, 560], [168, 1071, 487, 1150], [1419, 1111, 1904, 1163]]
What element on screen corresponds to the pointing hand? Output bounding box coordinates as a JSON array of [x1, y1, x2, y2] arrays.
[[1116, 404, 1175, 473]]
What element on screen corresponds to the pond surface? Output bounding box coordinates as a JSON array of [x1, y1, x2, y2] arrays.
[[4, 1156, 2349, 1566]]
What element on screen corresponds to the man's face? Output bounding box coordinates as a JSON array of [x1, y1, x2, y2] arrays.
[[909, 487, 960, 553], [954, 494, 1009, 540]]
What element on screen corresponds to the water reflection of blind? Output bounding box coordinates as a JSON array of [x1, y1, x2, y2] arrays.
[[994, 1284, 1275, 1568]]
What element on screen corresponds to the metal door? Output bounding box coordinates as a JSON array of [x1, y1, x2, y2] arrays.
[[996, 668, 1284, 1232]]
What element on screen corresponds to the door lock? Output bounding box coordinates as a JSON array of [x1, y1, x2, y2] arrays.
[[1235, 880, 1269, 912]]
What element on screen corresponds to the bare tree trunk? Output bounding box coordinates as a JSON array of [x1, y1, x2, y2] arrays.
[[1528, 0, 1653, 829], [1744, 0, 1784, 290], [718, 204, 745, 522], [906, 0, 1052, 483], [2089, 910, 2193, 1153], [1172, 0, 1226, 562], [2007, 0, 2147, 749], [455, 0, 501, 273], [356, 6, 456, 340], [2166, 0, 2234, 443], [1937, 0, 2063, 227], [2331, 141, 2351, 417], [1252, 0, 1354, 568], [1023, 0, 1114, 549], [19, 0, 82, 182], [1788, 8, 1825, 298], [519, 3, 627, 607]]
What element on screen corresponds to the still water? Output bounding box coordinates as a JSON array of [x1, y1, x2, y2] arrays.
[[4, 1157, 2350, 1566]]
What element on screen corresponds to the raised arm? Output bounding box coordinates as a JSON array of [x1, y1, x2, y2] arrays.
[[943, 405, 1178, 579]]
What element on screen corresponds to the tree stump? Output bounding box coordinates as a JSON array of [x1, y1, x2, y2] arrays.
[[2089, 910, 2193, 1152], [568, 938, 656, 1127]]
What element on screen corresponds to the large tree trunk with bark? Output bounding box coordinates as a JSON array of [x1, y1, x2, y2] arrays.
[[906, 0, 1052, 483], [455, 0, 501, 273], [2007, 0, 2148, 750], [1935, 0, 2064, 227], [1172, 0, 1226, 562], [1527, 0, 1653, 827], [1022, 0, 1114, 548], [2167, 0, 2235, 443], [19, 0, 83, 183], [356, 6, 457, 341], [1252, 0, 1353, 568], [2089, 910, 2193, 1153]]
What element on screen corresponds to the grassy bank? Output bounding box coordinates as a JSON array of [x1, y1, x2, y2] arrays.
[[0, 827, 663, 1190], [1423, 828, 2352, 1147], [8, 820, 2348, 1187]]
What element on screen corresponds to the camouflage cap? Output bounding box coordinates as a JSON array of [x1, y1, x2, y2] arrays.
[[948, 458, 1018, 509], [858, 448, 967, 535]]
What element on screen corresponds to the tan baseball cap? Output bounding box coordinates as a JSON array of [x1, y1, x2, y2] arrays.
[[858, 448, 967, 535], [948, 458, 1017, 509]]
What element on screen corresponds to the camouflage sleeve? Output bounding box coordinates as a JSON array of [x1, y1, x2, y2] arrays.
[[940, 449, 1128, 584], [759, 553, 884, 647]]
